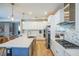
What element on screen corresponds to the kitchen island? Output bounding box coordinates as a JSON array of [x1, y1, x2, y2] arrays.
[[0, 33, 34, 56]]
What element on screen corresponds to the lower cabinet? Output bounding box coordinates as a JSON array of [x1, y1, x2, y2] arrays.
[[50, 40, 70, 56], [6, 48, 30, 56], [12, 48, 29, 56], [55, 48, 64, 56]]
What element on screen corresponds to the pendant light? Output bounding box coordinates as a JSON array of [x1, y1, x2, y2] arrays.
[[11, 3, 14, 21]]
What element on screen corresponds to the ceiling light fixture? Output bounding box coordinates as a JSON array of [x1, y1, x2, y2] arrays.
[[28, 11, 32, 15], [21, 12, 25, 20], [11, 3, 14, 21]]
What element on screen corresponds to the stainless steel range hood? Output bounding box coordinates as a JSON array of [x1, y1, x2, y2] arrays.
[[57, 21, 75, 25], [57, 21, 75, 29]]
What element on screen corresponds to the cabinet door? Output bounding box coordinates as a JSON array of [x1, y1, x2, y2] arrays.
[[50, 41, 56, 55], [51, 41, 64, 56], [64, 51, 70, 56], [12, 48, 29, 56], [50, 41, 70, 56], [55, 46, 65, 56]]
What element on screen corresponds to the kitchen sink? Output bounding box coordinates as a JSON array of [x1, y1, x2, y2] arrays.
[[56, 40, 79, 49]]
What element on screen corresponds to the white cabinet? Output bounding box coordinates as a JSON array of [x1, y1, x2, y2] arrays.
[[54, 45, 65, 56], [26, 30, 44, 38], [50, 40, 70, 56], [55, 9, 64, 24], [48, 9, 64, 26], [48, 8, 64, 23], [48, 9, 64, 40]]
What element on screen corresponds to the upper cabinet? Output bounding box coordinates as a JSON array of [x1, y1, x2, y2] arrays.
[[64, 3, 75, 21], [48, 9, 64, 25], [55, 9, 64, 24]]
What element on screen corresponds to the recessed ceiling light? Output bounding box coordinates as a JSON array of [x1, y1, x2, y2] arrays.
[[28, 12, 32, 15], [44, 11, 48, 15]]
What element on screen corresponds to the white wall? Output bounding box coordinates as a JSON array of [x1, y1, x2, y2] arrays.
[[23, 21, 47, 30]]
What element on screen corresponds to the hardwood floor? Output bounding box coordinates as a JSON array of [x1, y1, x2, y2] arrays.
[[32, 39, 54, 56]]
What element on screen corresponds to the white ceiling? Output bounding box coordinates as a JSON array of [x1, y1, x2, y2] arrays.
[[0, 3, 64, 21]]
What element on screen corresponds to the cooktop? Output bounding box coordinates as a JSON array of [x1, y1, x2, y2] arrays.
[[56, 40, 79, 49]]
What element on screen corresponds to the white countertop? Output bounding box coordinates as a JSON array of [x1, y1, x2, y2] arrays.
[[0, 34, 34, 48], [55, 40, 79, 56], [66, 49, 79, 56], [35, 37, 46, 40]]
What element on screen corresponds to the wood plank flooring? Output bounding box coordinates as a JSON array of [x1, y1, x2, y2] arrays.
[[33, 40, 54, 56]]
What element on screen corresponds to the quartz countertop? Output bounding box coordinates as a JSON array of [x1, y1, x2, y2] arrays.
[[66, 49, 79, 56], [35, 37, 46, 40], [0, 33, 34, 48], [55, 40, 79, 56]]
